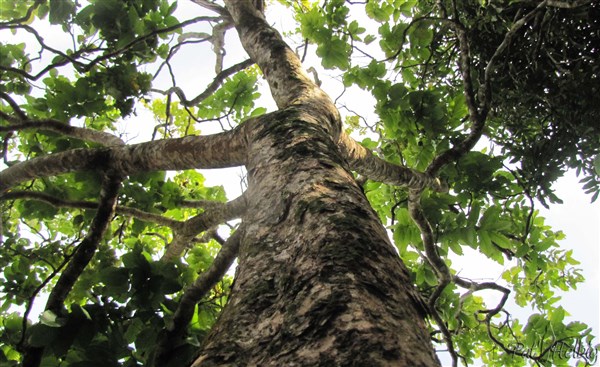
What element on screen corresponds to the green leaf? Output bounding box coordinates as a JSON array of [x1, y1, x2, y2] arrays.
[[365, 2, 393, 22], [316, 38, 350, 70], [48, 0, 75, 24], [40, 310, 65, 328]]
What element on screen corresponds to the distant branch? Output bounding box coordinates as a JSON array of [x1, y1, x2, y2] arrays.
[[428, 2, 554, 176], [0, 190, 181, 229], [426, 17, 483, 176], [0, 0, 44, 26]]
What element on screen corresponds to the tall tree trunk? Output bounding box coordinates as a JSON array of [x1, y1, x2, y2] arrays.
[[191, 108, 440, 366], [191, 1, 441, 365]]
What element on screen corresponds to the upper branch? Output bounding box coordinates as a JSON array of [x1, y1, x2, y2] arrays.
[[426, 18, 483, 176], [152, 59, 255, 107], [427, 2, 553, 175]]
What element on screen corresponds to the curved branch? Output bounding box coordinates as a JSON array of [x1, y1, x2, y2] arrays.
[[338, 133, 447, 192], [426, 19, 483, 176], [428, 3, 553, 176], [22, 175, 121, 367], [191, 0, 232, 17], [0, 91, 28, 120], [0, 190, 181, 229], [0, 0, 44, 26], [82, 16, 219, 73], [407, 189, 457, 366], [152, 59, 255, 107], [0, 123, 251, 192], [153, 227, 243, 366], [0, 119, 125, 146], [161, 194, 247, 261]]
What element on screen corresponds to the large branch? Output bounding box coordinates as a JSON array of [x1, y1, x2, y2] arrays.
[[22, 175, 121, 367], [0, 124, 250, 192], [338, 133, 447, 192], [161, 194, 247, 261], [153, 227, 243, 366]]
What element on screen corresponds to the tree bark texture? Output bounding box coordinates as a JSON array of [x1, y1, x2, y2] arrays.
[[191, 105, 440, 366], [188, 1, 441, 366]]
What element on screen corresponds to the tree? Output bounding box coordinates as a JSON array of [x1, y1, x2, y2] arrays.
[[0, 0, 597, 366]]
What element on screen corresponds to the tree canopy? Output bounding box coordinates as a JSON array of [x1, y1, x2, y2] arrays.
[[0, 0, 598, 366]]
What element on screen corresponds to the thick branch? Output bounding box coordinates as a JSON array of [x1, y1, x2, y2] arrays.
[[338, 133, 447, 192], [161, 194, 247, 261], [0, 124, 250, 192], [153, 227, 243, 367], [22, 175, 121, 367]]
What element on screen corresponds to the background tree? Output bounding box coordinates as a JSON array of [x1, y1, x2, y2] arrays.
[[0, 0, 598, 366]]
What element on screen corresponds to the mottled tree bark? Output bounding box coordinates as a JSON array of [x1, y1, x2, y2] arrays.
[[192, 107, 440, 366], [187, 1, 441, 366]]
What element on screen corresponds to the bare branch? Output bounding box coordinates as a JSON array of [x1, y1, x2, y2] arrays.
[[152, 59, 255, 107], [191, 0, 232, 17]]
